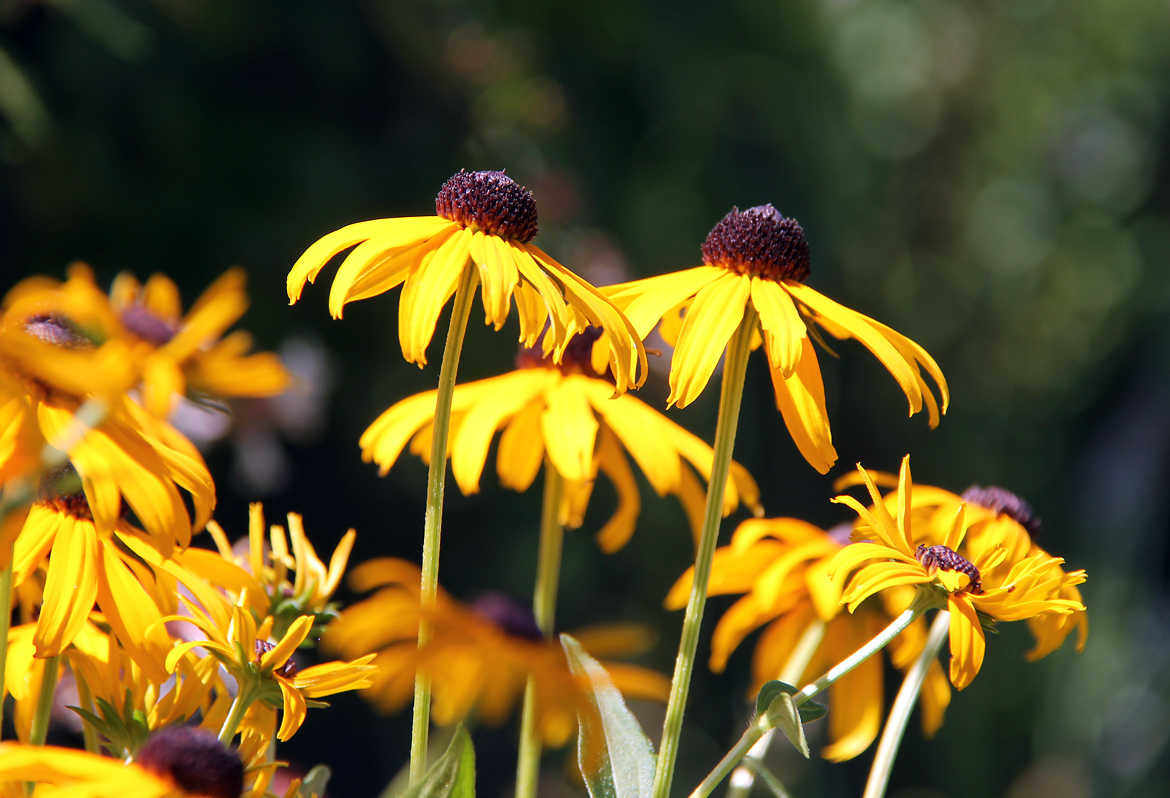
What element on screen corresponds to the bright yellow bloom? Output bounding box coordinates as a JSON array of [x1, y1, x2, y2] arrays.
[[360, 330, 760, 551], [666, 517, 949, 760], [829, 456, 1086, 689], [165, 594, 376, 741], [324, 558, 670, 745], [604, 205, 948, 473], [0, 744, 181, 798], [287, 169, 646, 392]]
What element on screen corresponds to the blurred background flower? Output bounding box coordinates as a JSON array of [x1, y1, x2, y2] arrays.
[[2, 1, 1168, 795]]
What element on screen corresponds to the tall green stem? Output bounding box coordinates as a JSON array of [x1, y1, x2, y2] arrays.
[[652, 307, 757, 798], [862, 610, 949, 798], [0, 559, 11, 739], [217, 685, 257, 745], [727, 620, 825, 798], [29, 655, 59, 746], [73, 671, 101, 754], [515, 466, 565, 798], [410, 265, 479, 785]]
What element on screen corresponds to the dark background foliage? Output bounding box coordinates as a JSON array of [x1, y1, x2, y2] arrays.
[[3, 1, 1169, 796]]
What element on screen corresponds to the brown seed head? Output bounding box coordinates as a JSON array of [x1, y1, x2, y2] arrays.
[[120, 305, 179, 345], [961, 485, 1041, 535], [255, 639, 298, 678], [136, 726, 244, 798], [435, 169, 538, 243], [23, 314, 94, 350], [701, 204, 810, 282]]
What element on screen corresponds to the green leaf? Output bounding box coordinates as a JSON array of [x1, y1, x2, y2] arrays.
[[754, 680, 825, 722], [560, 633, 656, 798], [298, 764, 332, 798], [391, 725, 476, 798], [760, 691, 809, 759]]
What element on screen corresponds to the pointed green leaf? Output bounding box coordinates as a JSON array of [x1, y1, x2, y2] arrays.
[[391, 724, 476, 798], [298, 764, 332, 798], [560, 633, 656, 798], [761, 691, 809, 759], [754, 681, 798, 718]]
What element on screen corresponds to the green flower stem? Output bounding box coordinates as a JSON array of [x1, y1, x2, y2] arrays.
[[29, 655, 59, 746], [689, 715, 771, 798], [0, 559, 11, 739], [514, 465, 565, 798], [72, 672, 101, 754], [410, 264, 479, 785], [739, 758, 792, 798], [217, 684, 257, 745], [862, 610, 950, 798], [652, 306, 757, 798], [726, 620, 826, 798]]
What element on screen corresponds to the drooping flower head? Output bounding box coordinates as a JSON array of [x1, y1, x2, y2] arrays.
[[287, 169, 647, 392], [324, 558, 669, 745], [359, 328, 761, 551], [605, 205, 949, 472], [829, 456, 1086, 689], [667, 517, 950, 761]]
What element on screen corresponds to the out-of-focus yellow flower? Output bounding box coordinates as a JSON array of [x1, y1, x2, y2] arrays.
[[165, 592, 375, 741], [108, 268, 291, 417], [324, 558, 670, 745], [829, 456, 1086, 689], [604, 205, 947, 473], [287, 169, 646, 393], [360, 329, 760, 551], [666, 517, 949, 761]]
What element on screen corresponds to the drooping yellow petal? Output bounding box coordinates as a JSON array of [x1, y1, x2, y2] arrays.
[[822, 614, 884, 761], [667, 272, 751, 408], [469, 231, 520, 329], [496, 399, 546, 492], [327, 223, 457, 318], [540, 376, 599, 483], [398, 229, 474, 366], [946, 596, 985, 690], [94, 541, 170, 683], [34, 515, 99, 657], [770, 337, 837, 474], [276, 678, 309, 741], [603, 266, 724, 339], [583, 381, 680, 496], [593, 427, 641, 553], [451, 371, 552, 494], [751, 277, 806, 379], [709, 595, 771, 673]]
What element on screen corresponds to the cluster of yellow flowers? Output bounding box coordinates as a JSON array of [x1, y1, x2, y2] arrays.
[[0, 169, 1087, 798]]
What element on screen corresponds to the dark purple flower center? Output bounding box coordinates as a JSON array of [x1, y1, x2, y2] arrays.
[[435, 169, 538, 243], [120, 304, 179, 345], [701, 204, 810, 282], [915, 544, 983, 594], [471, 592, 544, 641], [136, 726, 244, 798], [255, 639, 299, 678], [960, 485, 1041, 535], [515, 326, 605, 378], [23, 314, 94, 350]]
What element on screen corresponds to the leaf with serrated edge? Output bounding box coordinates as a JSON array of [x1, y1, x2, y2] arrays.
[[561, 633, 656, 798]]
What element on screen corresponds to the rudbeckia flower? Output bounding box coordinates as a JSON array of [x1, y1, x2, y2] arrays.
[[360, 329, 761, 551], [829, 456, 1086, 689], [604, 205, 948, 472], [324, 558, 670, 745], [287, 169, 647, 393], [667, 517, 949, 761], [165, 594, 376, 741]]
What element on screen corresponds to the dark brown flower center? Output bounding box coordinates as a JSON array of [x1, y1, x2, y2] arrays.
[[136, 726, 244, 798], [515, 326, 605, 378], [38, 466, 93, 521], [915, 544, 983, 594], [23, 314, 95, 350], [701, 204, 810, 282], [471, 592, 544, 641], [960, 485, 1041, 534], [435, 169, 538, 243], [120, 305, 179, 345], [255, 639, 298, 678]]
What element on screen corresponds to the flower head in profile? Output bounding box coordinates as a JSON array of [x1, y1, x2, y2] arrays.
[[829, 456, 1086, 689], [605, 205, 948, 472], [666, 517, 950, 760], [360, 329, 760, 551], [287, 169, 646, 392], [324, 558, 669, 745]]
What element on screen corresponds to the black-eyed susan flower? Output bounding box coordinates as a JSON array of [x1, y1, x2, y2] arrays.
[[667, 517, 950, 761], [165, 592, 376, 742], [287, 169, 646, 393], [605, 205, 948, 473], [360, 329, 761, 552], [323, 558, 670, 746], [0, 726, 244, 798], [829, 456, 1086, 689]]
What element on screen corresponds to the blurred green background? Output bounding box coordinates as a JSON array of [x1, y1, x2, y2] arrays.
[[3, 1, 1169, 796]]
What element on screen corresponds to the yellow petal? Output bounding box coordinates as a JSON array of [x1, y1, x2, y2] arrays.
[[470, 232, 520, 329], [769, 336, 837, 474], [751, 277, 806, 379], [822, 614, 884, 761], [946, 596, 985, 690], [276, 679, 309, 741], [34, 515, 99, 657], [604, 266, 724, 339], [593, 427, 642, 553], [667, 273, 751, 408], [451, 371, 552, 494], [496, 399, 547, 492], [261, 615, 314, 672], [398, 229, 474, 366], [541, 377, 599, 483]]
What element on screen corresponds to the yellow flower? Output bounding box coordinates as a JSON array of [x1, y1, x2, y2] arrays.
[[829, 456, 1086, 689], [604, 205, 948, 473], [324, 558, 670, 745], [360, 329, 760, 551], [165, 594, 376, 741], [666, 517, 949, 760], [287, 169, 646, 393], [108, 268, 291, 417]]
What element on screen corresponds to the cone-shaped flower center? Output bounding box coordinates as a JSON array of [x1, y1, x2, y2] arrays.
[[470, 592, 544, 641], [120, 305, 178, 345], [515, 326, 604, 377], [701, 204, 810, 282], [961, 485, 1040, 534], [23, 314, 94, 350], [136, 726, 244, 798], [915, 544, 983, 594], [435, 169, 538, 243]]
